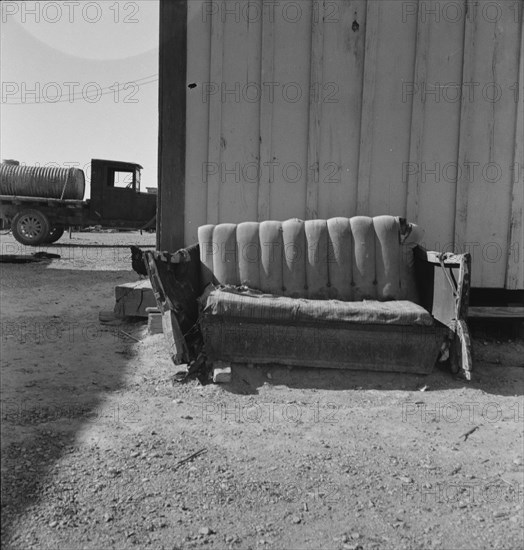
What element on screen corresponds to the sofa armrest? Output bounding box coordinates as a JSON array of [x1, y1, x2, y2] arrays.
[[414, 247, 471, 324], [414, 246, 472, 379], [144, 244, 202, 364]]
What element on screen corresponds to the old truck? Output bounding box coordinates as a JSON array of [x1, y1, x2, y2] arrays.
[[0, 159, 157, 245]]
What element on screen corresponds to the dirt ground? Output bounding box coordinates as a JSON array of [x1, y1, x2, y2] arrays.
[[1, 231, 523, 550]]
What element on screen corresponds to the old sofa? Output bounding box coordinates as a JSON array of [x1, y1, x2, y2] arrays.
[[145, 216, 472, 379]]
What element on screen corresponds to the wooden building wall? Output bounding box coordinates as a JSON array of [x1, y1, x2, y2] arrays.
[[160, 0, 523, 289]]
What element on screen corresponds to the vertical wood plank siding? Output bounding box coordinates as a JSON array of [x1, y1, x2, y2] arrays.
[[407, 0, 464, 249], [176, 0, 523, 289], [257, 0, 276, 221], [356, 0, 380, 216], [506, 5, 523, 290], [185, 1, 211, 241], [158, 0, 187, 251], [305, 0, 325, 220], [206, 1, 225, 225]]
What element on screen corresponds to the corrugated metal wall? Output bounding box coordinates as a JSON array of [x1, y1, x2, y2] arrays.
[[184, 0, 523, 289]]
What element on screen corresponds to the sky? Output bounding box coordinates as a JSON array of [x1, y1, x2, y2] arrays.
[[0, 0, 159, 197]]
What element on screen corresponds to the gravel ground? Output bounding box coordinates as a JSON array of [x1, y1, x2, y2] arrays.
[[1, 231, 523, 550]]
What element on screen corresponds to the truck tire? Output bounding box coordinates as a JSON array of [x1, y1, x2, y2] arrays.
[[11, 209, 51, 246], [44, 226, 65, 244]]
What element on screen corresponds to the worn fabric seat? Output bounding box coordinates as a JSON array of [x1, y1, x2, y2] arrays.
[[200, 285, 434, 326]]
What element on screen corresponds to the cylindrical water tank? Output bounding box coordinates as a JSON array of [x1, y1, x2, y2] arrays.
[[0, 164, 85, 200]]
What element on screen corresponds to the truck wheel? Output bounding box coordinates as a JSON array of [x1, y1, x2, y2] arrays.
[[12, 209, 51, 246], [44, 226, 65, 244]]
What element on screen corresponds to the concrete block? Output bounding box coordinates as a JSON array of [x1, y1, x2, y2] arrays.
[[213, 364, 232, 384], [148, 312, 163, 335]]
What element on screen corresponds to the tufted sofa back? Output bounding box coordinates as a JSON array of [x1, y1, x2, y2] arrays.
[[198, 216, 424, 303]]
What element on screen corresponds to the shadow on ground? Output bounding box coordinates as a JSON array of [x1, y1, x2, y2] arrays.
[[219, 344, 524, 398], [0, 264, 139, 546]]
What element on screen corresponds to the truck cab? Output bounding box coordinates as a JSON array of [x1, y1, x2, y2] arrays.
[[89, 159, 156, 227]]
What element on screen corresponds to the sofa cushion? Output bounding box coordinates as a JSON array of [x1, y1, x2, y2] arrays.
[[198, 216, 423, 303], [200, 286, 434, 327]]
